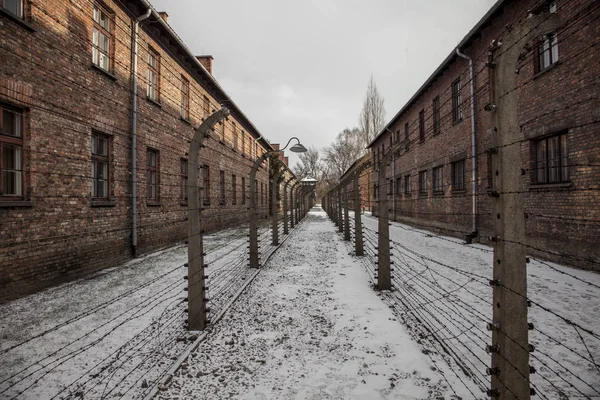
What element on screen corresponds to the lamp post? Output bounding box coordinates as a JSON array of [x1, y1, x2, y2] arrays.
[[249, 137, 307, 268]]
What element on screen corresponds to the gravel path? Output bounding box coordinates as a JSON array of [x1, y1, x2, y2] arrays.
[[159, 208, 452, 399]]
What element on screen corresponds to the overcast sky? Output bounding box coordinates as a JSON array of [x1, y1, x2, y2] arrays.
[[150, 0, 497, 167]]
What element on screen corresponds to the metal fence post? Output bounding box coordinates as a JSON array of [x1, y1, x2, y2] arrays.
[[188, 108, 229, 331]]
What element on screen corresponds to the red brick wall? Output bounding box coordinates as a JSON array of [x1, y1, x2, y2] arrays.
[[0, 0, 275, 301], [370, 0, 600, 269]]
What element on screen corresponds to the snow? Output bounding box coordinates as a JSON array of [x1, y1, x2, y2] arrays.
[[1, 207, 598, 399], [157, 208, 455, 399], [0, 223, 277, 400], [356, 212, 600, 399]]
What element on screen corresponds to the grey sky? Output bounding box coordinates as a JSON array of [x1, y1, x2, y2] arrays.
[[149, 0, 497, 167]]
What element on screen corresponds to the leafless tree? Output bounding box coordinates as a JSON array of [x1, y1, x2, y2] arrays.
[[292, 146, 321, 180], [358, 75, 386, 149]]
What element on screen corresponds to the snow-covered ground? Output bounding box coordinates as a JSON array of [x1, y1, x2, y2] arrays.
[[157, 208, 463, 399], [352, 212, 600, 399], [0, 220, 283, 400]]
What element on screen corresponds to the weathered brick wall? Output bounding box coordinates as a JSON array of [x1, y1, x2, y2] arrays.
[[371, 0, 600, 269], [0, 0, 275, 302]]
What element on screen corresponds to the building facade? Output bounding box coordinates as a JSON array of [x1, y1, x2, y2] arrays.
[[0, 0, 288, 301], [368, 0, 599, 269]]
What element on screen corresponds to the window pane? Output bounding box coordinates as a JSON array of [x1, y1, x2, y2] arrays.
[[560, 134, 568, 181], [548, 136, 559, 182], [550, 34, 559, 64], [2, 109, 22, 137], [2, 144, 22, 196], [3, 0, 22, 17], [536, 140, 547, 183]]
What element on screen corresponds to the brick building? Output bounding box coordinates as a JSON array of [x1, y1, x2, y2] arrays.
[[368, 0, 599, 269], [0, 0, 294, 301]]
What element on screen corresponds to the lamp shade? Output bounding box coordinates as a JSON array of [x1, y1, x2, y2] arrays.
[[289, 143, 308, 153]]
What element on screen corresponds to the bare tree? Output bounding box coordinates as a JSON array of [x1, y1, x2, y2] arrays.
[[323, 127, 364, 180], [358, 75, 386, 149], [293, 146, 321, 180]]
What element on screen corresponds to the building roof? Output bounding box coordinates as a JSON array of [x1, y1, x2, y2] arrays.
[[367, 0, 507, 149], [122, 0, 273, 152]]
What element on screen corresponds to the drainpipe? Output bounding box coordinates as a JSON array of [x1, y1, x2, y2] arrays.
[[131, 8, 152, 257], [253, 136, 262, 161], [455, 47, 477, 241]]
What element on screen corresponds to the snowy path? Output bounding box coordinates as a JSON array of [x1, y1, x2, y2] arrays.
[[159, 208, 454, 400]]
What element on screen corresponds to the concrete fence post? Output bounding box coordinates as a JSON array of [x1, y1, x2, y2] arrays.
[[377, 149, 393, 291], [249, 152, 274, 268], [337, 186, 343, 233], [188, 108, 229, 331], [284, 177, 293, 234], [272, 168, 286, 245], [343, 181, 350, 241], [354, 172, 364, 256], [485, 16, 557, 399]]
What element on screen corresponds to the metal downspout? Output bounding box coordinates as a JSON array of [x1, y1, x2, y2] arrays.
[[131, 8, 152, 257], [456, 47, 477, 239]]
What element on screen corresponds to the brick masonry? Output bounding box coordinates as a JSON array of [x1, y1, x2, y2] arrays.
[[369, 0, 600, 270], [0, 0, 291, 302]]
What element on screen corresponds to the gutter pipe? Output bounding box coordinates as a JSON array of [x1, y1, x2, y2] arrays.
[[131, 8, 152, 257], [455, 47, 477, 240]]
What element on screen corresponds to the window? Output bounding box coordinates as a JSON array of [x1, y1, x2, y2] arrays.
[[232, 174, 237, 205], [203, 95, 210, 118], [180, 159, 188, 200], [241, 131, 246, 156], [146, 149, 159, 201], [241, 177, 246, 204], [147, 47, 160, 102], [91, 132, 109, 199], [389, 135, 393, 147], [419, 109, 425, 142], [433, 166, 443, 194], [1, 0, 23, 18], [387, 179, 393, 195], [419, 171, 427, 195], [452, 159, 465, 191], [219, 170, 225, 203], [536, 32, 559, 73], [534, 132, 569, 184], [404, 174, 411, 195], [452, 78, 462, 123], [180, 76, 189, 120], [404, 122, 409, 150], [233, 122, 239, 151], [396, 176, 402, 195], [433, 96, 441, 135], [203, 165, 210, 204], [0, 105, 23, 198], [92, 3, 113, 72]]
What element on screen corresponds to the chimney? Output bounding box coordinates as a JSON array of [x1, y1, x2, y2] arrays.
[[196, 55, 213, 75], [158, 11, 168, 22], [272, 144, 280, 151], [284, 157, 289, 166]]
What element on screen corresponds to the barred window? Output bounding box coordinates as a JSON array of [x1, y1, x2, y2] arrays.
[[419, 109, 425, 142], [536, 32, 559, 73], [232, 174, 237, 205], [1, 0, 24, 18], [433, 96, 441, 135], [404, 174, 411, 195], [452, 78, 462, 123]]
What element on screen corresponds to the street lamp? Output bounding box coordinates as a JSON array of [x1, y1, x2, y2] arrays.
[[249, 137, 307, 268]]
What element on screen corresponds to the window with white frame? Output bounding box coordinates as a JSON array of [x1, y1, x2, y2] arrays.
[[92, 3, 113, 72]]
